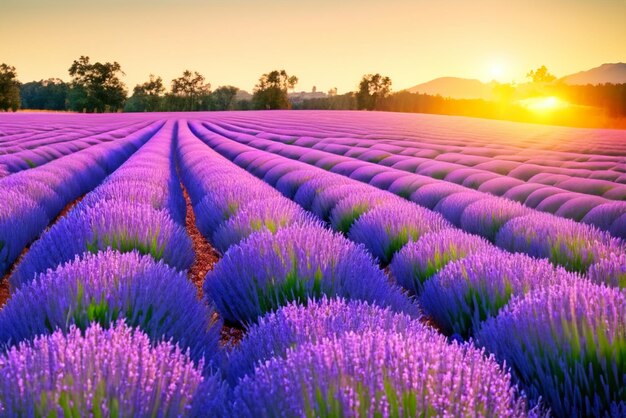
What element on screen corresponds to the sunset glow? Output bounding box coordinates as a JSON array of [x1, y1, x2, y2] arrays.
[[1, 0, 625, 92], [519, 96, 568, 113]]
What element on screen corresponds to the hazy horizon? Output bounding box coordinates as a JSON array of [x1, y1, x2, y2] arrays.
[[2, 0, 625, 93]]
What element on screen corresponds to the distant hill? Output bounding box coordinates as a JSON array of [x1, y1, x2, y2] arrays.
[[560, 63, 626, 85], [405, 77, 497, 100]]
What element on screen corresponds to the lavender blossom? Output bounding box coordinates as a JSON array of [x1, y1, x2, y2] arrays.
[[348, 202, 451, 264], [0, 322, 204, 417], [227, 297, 425, 384], [10, 201, 193, 287], [421, 248, 578, 338], [211, 197, 317, 253], [496, 212, 624, 273], [205, 224, 417, 325], [477, 280, 626, 417], [0, 250, 220, 365], [233, 328, 528, 417], [389, 229, 491, 295]]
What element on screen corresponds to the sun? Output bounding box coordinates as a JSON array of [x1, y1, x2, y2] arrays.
[[489, 63, 505, 81]]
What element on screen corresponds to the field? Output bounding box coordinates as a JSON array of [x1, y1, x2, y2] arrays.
[[0, 110, 625, 417]]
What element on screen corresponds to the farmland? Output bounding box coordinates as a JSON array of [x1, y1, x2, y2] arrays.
[[0, 110, 625, 417]]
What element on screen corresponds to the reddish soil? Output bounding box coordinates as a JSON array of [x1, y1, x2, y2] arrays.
[[0, 195, 84, 308], [182, 186, 220, 300], [180, 183, 244, 347]]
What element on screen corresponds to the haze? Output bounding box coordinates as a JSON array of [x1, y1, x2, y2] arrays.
[[2, 0, 625, 93]]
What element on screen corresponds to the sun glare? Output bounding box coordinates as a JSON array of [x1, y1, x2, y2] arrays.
[[489, 64, 504, 80], [519, 96, 567, 113]]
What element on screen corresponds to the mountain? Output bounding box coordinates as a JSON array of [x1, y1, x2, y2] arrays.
[[405, 77, 496, 100], [560, 63, 626, 85]]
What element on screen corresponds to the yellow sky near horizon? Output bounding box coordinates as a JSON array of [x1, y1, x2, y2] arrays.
[[1, 0, 625, 94]]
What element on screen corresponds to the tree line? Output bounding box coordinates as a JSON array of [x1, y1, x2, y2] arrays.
[[1, 59, 626, 127], [0, 57, 301, 112]]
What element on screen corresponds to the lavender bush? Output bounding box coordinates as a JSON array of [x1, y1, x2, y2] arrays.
[[477, 280, 626, 417], [233, 328, 528, 417], [205, 224, 417, 325], [0, 322, 204, 417], [389, 229, 491, 295]]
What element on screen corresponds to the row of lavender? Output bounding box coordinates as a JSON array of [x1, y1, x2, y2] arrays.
[[188, 119, 626, 416], [192, 120, 625, 273], [0, 122, 224, 416], [0, 121, 151, 173], [175, 121, 530, 416], [203, 112, 626, 238], [213, 111, 626, 186], [0, 121, 164, 276]]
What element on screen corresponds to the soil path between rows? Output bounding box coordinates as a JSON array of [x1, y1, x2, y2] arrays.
[[179, 182, 244, 347]]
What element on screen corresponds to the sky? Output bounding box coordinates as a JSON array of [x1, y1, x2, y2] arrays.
[[2, 0, 625, 94]]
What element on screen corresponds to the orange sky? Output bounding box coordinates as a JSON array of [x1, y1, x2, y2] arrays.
[[1, 0, 625, 94]]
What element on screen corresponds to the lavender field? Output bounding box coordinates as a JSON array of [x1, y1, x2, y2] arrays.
[[0, 110, 625, 417]]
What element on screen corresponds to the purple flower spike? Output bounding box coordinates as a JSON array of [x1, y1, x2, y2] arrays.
[[205, 224, 417, 325], [227, 297, 425, 384], [0, 322, 204, 417], [233, 328, 528, 417], [211, 197, 317, 253], [496, 212, 624, 273], [389, 229, 491, 295], [349, 202, 451, 264], [477, 280, 626, 417], [0, 250, 220, 365], [421, 248, 578, 338]]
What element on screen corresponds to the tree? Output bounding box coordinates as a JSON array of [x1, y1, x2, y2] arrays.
[[170, 70, 211, 111], [252, 70, 298, 110], [211, 86, 239, 111], [20, 78, 68, 110], [527, 65, 556, 83], [67, 56, 127, 112], [0, 64, 21, 112], [356, 73, 392, 110], [124, 74, 165, 112]]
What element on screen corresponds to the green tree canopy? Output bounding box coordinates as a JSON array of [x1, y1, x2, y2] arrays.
[[20, 78, 68, 110], [356, 73, 392, 110], [67, 56, 127, 113], [211, 85, 239, 111], [252, 70, 298, 110], [124, 74, 165, 112], [170, 70, 211, 111], [0, 63, 21, 112]]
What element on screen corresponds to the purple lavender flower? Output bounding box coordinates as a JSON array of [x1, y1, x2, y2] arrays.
[[433, 191, 487, 226], [459, 197, 530, 241], [348, 202, 451, 264], [10, 201, 193, 287], [205, 224, 417, 325], [496, 212, 624, 273], [227, 297, 425, 384], [421, 248, 578, 338], [293, 176, 352, 211], [588, 253, 626, 288], [0, 250, 220, 365], [329, 191, 401, 234], [0, 322, 204, 417], [389, 229, 491, 295], [211, 197, 317, 253], [309, 183, 376, 221], [476, 280, 626, 417], [193, 182, 275, 237], [0, 191, 49, 276], [233, 328, 528, 417]]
